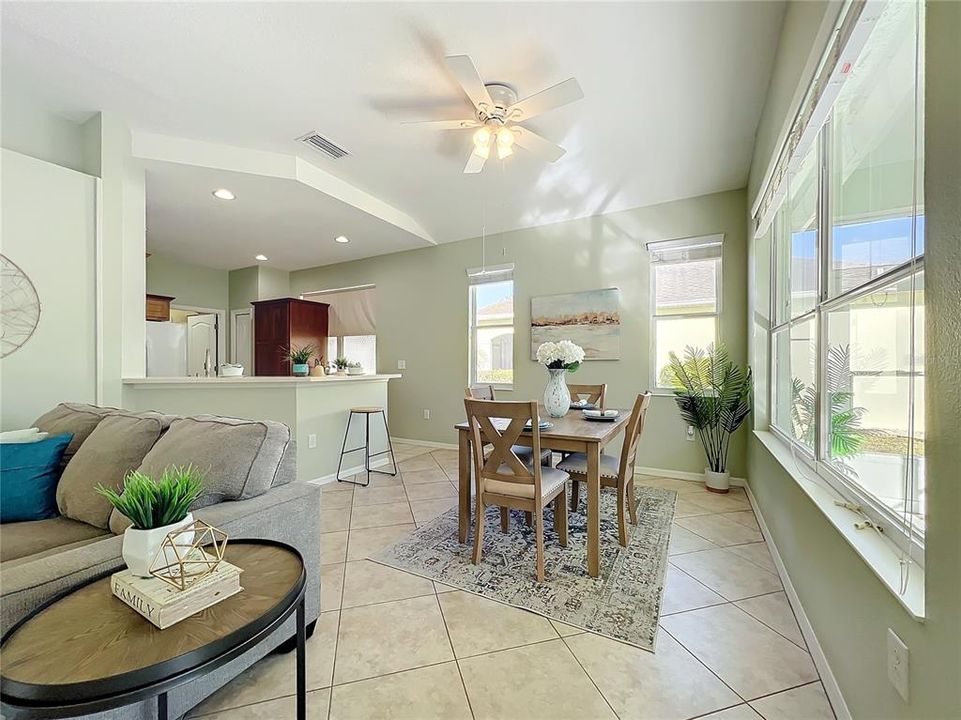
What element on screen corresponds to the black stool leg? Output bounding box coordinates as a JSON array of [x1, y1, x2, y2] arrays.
[[380, 410, 398, 476], [336, 411, 369, 487], [365, 412, 372, 484]]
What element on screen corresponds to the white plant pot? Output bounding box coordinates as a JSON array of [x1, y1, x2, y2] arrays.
[[543, 368, 571, 418], [122, 513, 194, 577], [704, 468, 731, 494]]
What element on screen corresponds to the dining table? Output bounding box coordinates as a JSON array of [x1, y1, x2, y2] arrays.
[[454, 406, 632, 578]]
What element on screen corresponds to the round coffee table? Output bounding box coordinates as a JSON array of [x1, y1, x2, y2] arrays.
[[1, 540, 307, 720]]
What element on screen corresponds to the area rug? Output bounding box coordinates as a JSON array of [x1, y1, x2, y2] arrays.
[[374, 484, 676, 652]]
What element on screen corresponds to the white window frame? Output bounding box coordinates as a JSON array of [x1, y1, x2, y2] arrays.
[[327, 335, 377, 371], [767, 120, 925, 560], [467, 265, 514, 391], [648, 236, 723, 391]]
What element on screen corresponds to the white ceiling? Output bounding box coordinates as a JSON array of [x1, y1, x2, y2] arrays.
[[144, 161, 428, 270], [2, 1, 785, 270]]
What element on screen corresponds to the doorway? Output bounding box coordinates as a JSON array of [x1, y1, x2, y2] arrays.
[[231, 308, 253, 375]]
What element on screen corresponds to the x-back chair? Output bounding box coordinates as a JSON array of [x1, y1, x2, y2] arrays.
[[558, 392, 652, 547], [464, 398, 570, 582]]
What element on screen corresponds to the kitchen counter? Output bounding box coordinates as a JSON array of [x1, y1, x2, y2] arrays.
[[122, 374, 401, 388], [122, 374, 401, 482]]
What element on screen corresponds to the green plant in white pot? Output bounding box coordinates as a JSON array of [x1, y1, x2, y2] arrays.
[[285, 344, 317, 377], [97, 466, 204, 576], [667, 343, 752, 493]]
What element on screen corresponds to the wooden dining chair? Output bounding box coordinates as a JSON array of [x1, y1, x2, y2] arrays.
[[464, 398, 570, 582], [465, 386, 552, 467], [558, 392, 653, 547], [568, 383, 607, 409]]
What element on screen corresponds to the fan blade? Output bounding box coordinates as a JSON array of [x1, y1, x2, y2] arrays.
[[508, 78, 583, 121], [513, 127, 567, 162], [464, 149, 487, 174], [401, 118, 479, 129], [445, 55, 494, 112]]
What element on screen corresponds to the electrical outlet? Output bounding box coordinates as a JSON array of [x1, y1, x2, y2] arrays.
[[307, 433, 317, 449], [423, 409, 430, 420], [887, 628, 909, 702], [397, 360, 406, 370], [686, 425, 696, 442]]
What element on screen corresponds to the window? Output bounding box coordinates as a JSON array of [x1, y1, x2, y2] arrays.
[[648, 235, 723, 388], [762, 0, 925, 549], [303, 285, 377, 373], [468, 265, 514, 388]]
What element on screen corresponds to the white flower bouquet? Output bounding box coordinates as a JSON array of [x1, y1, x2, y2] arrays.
[[535, 340, 585, 372]]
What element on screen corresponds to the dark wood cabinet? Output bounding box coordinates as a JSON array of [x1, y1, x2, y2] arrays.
[[251, 298, 329, 376]]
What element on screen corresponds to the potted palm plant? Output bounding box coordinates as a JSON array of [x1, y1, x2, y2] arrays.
[[667, 343, 752, 493], [97, 465, 205, 576]]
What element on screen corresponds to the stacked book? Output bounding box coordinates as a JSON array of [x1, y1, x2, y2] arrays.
[[111, 551, 243, 629]]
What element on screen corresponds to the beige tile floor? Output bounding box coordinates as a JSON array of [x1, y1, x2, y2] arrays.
[[190, 442, 836, 720]]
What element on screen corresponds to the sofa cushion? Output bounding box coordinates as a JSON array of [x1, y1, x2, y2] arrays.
[[0, 434, 73, 523], [56, 412, 174, 530], [33, 403, 117, 470], [109, 415, 292, 534], [0, 517, 109, 563]]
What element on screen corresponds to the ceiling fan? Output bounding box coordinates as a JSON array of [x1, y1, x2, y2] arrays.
[[404, 55, 584, 174]]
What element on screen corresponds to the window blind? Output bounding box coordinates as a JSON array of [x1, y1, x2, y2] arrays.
[[646, 234, 723, 264], [751, 0, 873, 239], [466, 263, 514, 285], [303, 285, 375, 337]]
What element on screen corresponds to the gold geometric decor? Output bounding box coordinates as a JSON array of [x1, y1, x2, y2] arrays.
[[148, 520, 229, 591]]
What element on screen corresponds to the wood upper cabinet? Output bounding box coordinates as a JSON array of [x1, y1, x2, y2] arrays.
[[146, 294, 175, 322], [251, 298, 329, 376]]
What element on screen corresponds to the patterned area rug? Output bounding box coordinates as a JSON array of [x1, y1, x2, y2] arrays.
[[374, 483, 676, 652]]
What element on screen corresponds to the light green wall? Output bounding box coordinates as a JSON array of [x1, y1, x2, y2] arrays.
[[0, 92, 90, 174], [229, 266, 260, 310], [290, 189, 748, 477], [228, 265, 291, 310], [146, 252, 230, 314], [258, 266, 290, 301], [745, 2, 961, 718]]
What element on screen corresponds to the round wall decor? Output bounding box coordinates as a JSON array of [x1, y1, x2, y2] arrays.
[[1, 254, 42, 358]]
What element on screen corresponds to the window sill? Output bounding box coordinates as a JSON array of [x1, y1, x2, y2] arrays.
[[753, 430, 925, 621]]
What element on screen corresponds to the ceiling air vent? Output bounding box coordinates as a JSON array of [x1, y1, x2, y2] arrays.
[[296, 131, 350, 159]]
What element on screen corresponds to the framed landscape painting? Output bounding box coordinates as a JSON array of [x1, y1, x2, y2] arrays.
[[530, 288, 621, 360]]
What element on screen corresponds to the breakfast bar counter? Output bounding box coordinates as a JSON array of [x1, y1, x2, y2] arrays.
[[122, 374, 401, 482]]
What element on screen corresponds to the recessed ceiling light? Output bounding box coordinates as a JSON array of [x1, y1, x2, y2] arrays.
[[212, 188, 235, 200], [255, 254, 268, 261], [335, 235, 349, 244]]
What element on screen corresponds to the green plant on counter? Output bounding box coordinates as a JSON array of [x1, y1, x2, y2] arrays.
[[284, 344, 317, 365], [335, 356, 349, 370], [96, 465, 205, 530]]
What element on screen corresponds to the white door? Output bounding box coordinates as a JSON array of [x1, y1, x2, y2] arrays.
[[232, 309, 253, 375], [186, 314, 218, 376]]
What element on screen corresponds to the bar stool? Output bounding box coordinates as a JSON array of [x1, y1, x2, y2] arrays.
[[336, 407, 398, 487]]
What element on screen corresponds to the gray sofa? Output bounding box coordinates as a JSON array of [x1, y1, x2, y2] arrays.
[[0, 403, 321, 720]]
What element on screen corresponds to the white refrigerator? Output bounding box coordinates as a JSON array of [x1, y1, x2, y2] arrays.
[[146, 322, 187, 377]]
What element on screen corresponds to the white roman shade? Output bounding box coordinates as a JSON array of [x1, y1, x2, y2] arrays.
[[303, 285, 375, 337], [466, 262, 514, 285], [646, 234, 723, 264]]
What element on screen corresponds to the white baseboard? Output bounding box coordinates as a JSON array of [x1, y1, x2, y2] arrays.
[[390, 436, 458, 451], [310, 457, 392, 486], [633, 465, 747, 488], [742, 483, 852, 720]]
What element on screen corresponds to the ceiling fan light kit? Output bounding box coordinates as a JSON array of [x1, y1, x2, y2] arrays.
[[405, 54, 584, 174]]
